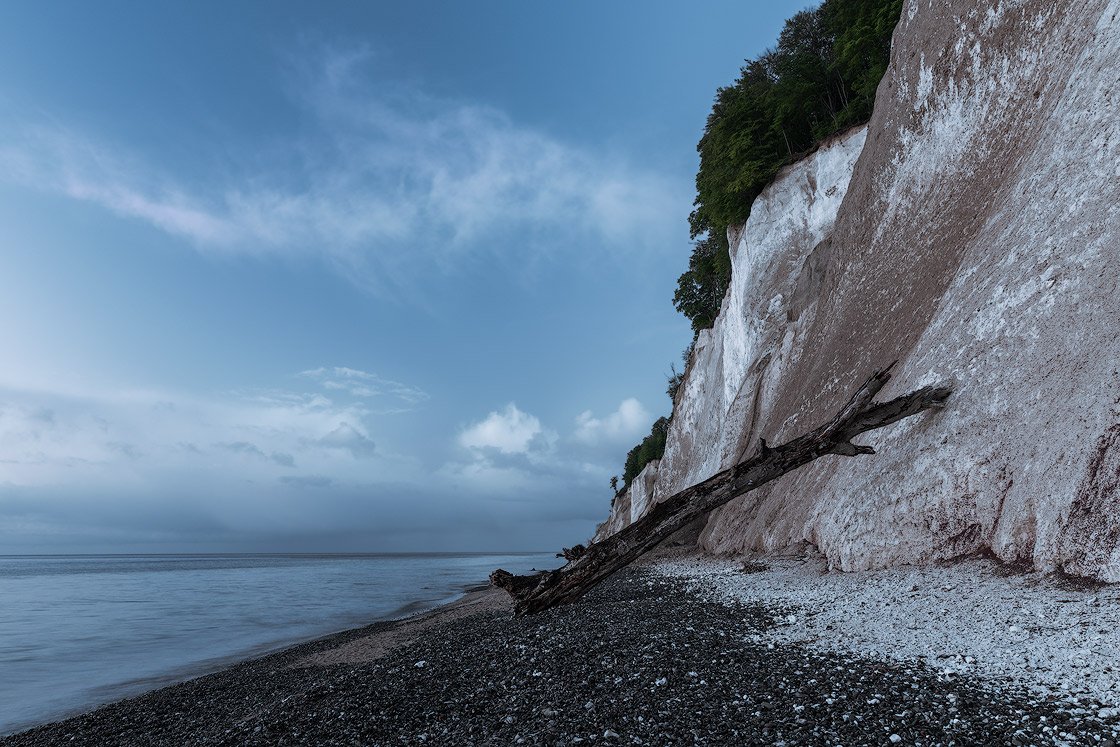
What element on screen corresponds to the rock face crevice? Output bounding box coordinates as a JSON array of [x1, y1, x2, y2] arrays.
[[599, 0, 1120, 581]]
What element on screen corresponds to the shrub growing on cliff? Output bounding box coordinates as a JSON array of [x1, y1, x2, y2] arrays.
[[665, 341, 695, 404], [677, 0, 904, 334], [620, 347, 694, 493], [621, 416, 670, 489]]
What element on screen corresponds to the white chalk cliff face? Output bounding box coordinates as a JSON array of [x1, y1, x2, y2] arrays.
[[601, 0, 1120, 580]]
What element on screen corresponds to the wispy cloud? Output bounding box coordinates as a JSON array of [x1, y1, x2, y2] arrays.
[[0, 48, 686, 296], [279, 474, 334, 489], [0, 365, 421, 494], [215, 441, 296, 467], [0, 128, 238, 244], [300, 366, 428, 407]]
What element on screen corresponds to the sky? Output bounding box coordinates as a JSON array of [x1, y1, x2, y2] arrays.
[[0, 1, 810, 553]]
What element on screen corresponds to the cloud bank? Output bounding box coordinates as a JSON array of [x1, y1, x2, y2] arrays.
[[0, 366, 413, 496], [0, 371, 647, 551]]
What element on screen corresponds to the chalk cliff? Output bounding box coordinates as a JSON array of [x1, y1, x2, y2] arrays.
[[601, 0, 1120, 580]]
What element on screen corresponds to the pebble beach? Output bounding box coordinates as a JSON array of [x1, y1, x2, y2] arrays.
[[3, 557, 1119, 746]]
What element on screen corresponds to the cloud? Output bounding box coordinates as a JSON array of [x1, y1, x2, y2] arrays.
[[300, 366, 427, 407], [0, 370, 404, 495], [216, 441, 297, 467], [318, 422, 376, 459], [572, 398, 652, 446], [270, 451, 296, 468], [279, 475, 334, 489], [0, 381, 633, 551], [0, 49, 686, 296], [458, 403, 544, 455], [446, 400, 633, 498], [108, 441, 141, 460], [217, 440, 267, 458]]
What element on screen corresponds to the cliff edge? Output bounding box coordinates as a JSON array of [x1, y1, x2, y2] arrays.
[[600, 0, 1120, 580]]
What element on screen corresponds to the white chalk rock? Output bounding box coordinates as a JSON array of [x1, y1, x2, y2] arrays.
[[597, 0, 1120, 582]]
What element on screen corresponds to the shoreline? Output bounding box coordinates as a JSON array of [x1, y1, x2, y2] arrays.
[[0, 577, 494, 739], [4, 556, 1120, 745], [0, 552, 556, 738], [1, 580, 516, 745]]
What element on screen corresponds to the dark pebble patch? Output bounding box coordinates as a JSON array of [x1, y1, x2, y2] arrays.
[[3, 568, 1119, 746]]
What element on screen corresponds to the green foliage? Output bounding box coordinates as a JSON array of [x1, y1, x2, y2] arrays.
[[622, 417, 670, 489], [677, 0, 903, 334], [617, 0, 903, 497], [824, 0, 906, 122], [672, 233, 731, 335], [665, 342, 695, 403], [665, 366, 685, 404], [619, 345, 698, 493]]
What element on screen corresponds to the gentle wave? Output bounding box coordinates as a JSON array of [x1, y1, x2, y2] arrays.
[[0, 552, 556, 735]]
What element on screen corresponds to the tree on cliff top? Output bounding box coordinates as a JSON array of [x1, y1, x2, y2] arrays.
[[616, 0, 903, 498], [676, 0, 904, 335]]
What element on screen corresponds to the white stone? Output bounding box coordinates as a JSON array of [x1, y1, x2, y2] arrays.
[[657, 555, 1120, 708]]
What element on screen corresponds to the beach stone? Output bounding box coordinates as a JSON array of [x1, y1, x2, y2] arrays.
[[3, 569, 1119, 747]]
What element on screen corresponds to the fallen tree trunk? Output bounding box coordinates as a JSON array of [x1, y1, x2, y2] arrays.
[[491, 363, 951, 615]]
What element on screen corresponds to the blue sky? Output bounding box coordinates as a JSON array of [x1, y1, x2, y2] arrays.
[[0, 1, 809, 553]]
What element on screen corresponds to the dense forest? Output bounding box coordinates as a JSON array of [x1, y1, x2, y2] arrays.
[[614, 0, 902, 494]]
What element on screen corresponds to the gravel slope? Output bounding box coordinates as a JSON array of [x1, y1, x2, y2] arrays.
[[3, 566, 1118, 746]]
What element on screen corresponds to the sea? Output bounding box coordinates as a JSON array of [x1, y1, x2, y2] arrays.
[[0, 552, 558, 735]]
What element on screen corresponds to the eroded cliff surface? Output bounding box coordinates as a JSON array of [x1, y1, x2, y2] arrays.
[[602, 0, 1120, 580]]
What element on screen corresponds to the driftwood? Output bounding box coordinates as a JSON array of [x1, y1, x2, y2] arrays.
[[491, 363, 951, 615], [556, 544, 587, 561]]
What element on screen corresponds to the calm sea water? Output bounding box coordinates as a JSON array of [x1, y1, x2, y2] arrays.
[[0, 552, 557, 735]]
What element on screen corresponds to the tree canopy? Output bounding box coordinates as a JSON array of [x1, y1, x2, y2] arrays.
[[676, 0, 904, 334]]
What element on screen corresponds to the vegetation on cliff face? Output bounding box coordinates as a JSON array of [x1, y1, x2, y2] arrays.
[[616, 0, 902, 495], [621, 416, 669, 489], [614, 344, 692, 493], [675, 0, 903, 335]]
